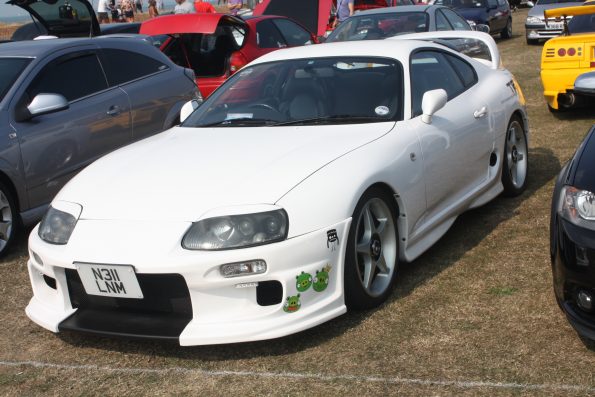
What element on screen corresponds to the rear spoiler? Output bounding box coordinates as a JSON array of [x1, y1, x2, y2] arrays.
[[390, 31, 500, 70]]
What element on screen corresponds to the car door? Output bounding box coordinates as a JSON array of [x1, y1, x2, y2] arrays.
[[10, 48, 131, 210], [99, 47, 176, 141], [487, 0, 504, 32], [409, 49, 493, 218]]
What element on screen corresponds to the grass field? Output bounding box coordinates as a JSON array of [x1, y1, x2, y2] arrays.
[[2, 9, 595, 396]]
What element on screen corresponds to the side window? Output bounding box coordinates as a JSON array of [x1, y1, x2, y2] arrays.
[[410, 50, 465, 117], [442, 9, 472, 30], [101, 49, 168, 86], [27, 52, 108, 102], [256, 19, 287, 49], [435, 10, 452, 31], [487, 0, 498, 7], [444, 53, 478, 88], [272, 18, 312, 47]]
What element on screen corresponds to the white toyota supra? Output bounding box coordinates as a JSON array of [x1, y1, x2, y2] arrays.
[[26, 32, 529, 345]]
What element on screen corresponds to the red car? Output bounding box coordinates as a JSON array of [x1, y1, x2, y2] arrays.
[[140, 14, 317, 98]]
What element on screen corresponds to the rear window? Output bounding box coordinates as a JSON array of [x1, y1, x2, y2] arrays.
[[0, 58, 32, 102], [568, 12, 595, 34], [27, 0, 94, 36], [327, 12, 429, 42]]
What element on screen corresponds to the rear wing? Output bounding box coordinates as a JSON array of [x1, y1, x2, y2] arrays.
[[390, 31, 500, 70]]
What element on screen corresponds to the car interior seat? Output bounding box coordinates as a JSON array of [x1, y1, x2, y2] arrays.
[[279, 78, 327, 120]]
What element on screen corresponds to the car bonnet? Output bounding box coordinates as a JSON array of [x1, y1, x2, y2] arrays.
[[6, 0, 100, 37], [56, 123, 397, 222]]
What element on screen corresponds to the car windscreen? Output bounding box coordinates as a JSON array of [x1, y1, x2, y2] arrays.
[[0, 58, 32, 102], [450, 0, 488, 9], [568, 12, 595, 33], [183, 56, 403, 127], [326, 12, 429, 42]]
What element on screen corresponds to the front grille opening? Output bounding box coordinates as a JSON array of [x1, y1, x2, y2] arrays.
[[257, 281, 283, 306], [43, 275, 57, 290]]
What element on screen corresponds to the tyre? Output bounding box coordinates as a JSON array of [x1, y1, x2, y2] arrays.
[[501, 117, 528, 197], [501, 19, 512, 39], [526, 38, 538, 45], [344, 187, 399, 310], [0, 181, 18, 257]]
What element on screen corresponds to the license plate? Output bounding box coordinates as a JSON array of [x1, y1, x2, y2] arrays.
[[75, 263, 143, 299], [548, 22, 563, 30]]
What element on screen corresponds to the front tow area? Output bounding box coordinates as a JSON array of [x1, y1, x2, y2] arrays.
[[25, 220, 351, 345]]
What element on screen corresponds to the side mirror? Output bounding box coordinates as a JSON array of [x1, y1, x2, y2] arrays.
[[474, 24, 490, 33], [27, 93, 69, 118], [180, 99, 200, 124], [421, 89, 447, 124], [527, 1, 534, 6]]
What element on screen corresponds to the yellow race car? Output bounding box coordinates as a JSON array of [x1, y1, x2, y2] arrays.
[[541, 3, 595, 111]]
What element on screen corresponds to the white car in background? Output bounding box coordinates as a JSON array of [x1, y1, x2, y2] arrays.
[[26, 32, 529, 346]]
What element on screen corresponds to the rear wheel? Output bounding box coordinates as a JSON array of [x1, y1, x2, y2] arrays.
[[501, 19, 513, 39], [344, 187, 399, 310], [0, 182, 18, 257], [501, 117, 528, 197]]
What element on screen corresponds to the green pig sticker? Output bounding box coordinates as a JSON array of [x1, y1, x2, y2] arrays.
[[296, 271, 312, 292], [313, 264, 332, 292], [283, 294, 301, 313]]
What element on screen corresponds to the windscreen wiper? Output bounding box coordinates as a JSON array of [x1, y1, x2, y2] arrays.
[[274, 115, 388, 126], [199, 118, 279, 127]]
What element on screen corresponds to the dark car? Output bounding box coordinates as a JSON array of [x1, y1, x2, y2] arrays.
[[326, 5, 473, 42], [140, 13, 318, 98], [551, 125, 595, 342], [433, 0, 513, 38], [0, 37, 199, 256]]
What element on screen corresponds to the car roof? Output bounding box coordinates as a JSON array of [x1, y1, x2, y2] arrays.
[[0, 36, 149, 58], [354, 4, 433, 14]]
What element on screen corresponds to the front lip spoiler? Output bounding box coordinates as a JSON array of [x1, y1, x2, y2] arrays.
[[562, 300, 595, 340]]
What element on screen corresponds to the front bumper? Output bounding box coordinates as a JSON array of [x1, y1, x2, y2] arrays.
[[552, 216, 595, 340], [26, 218, 350, 345], [525, 24, 562, 40]]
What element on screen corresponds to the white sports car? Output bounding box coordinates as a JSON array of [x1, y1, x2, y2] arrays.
[[26, 32, 529, 346]]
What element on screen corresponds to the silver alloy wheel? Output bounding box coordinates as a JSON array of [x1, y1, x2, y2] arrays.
[[505, 120, 528, 189], [353, 197, 397, 298], [0, 190, 13, 251]]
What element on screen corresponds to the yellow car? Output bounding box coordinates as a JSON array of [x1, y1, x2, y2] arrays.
[[541, 3, 595, 111]]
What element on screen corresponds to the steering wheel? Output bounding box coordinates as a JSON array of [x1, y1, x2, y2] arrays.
[[247, 103, 278, 112]]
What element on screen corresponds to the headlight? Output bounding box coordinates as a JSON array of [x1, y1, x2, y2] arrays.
[[526, 16, 543, 24], [560, 186, 595, 229], [182, 209, 288, 250], [38, 202, 82, 244]]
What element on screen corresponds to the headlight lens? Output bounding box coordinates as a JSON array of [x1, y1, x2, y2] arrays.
[[560, 186, 595, 229], [38, 203, 82, 244], [182, 209, 288, 250], [526, 16, 543, 24]]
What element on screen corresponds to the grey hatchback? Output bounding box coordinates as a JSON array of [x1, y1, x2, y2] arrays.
[[0, 36, 199, 255]]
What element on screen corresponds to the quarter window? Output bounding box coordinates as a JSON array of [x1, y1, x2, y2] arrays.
[[272, 18, 312, 46], [441, 9, 472, 30], [444, 53, 477, 88], [256, 20, 287, 49], [435, 10, 452, 31], [27, 52, 108, 102], [101, 49, 168, 86]]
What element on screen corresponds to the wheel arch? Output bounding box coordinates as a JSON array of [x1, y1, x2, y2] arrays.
[[0, 169, 21, 215]]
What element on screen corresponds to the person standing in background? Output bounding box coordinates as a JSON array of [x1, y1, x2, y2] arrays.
[[333, 0, 353, 27], [194, 0, 215, 12], [121, 0, 135, 21], [97, 0, 110, 23], [148, 0, 158, 17], [227, 0, 242, 15], [156, 0, 163, 10], [174, 0, 195, 13], [135, 0, 143, 13]]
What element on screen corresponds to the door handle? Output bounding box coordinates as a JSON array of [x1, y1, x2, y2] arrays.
[[107, 105, 121, 116], [474, 106, 487, 119]]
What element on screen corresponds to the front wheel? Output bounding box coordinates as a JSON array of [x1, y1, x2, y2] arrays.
[[344, 187, 399, 310], [501, 19, 512, 39], [501, 117, 528, 197]]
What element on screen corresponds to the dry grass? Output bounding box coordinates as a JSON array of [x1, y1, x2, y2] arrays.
[[2, 9, 595, 396]]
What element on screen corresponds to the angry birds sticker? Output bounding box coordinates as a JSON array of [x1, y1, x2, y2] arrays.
[[283, 294, 301, 313], [296, 271, 312, 292], [313, 265, 332, 292]]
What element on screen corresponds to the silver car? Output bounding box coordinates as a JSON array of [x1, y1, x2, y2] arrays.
[[525, 0, 585, 44], [0, 37, 199, 256]]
